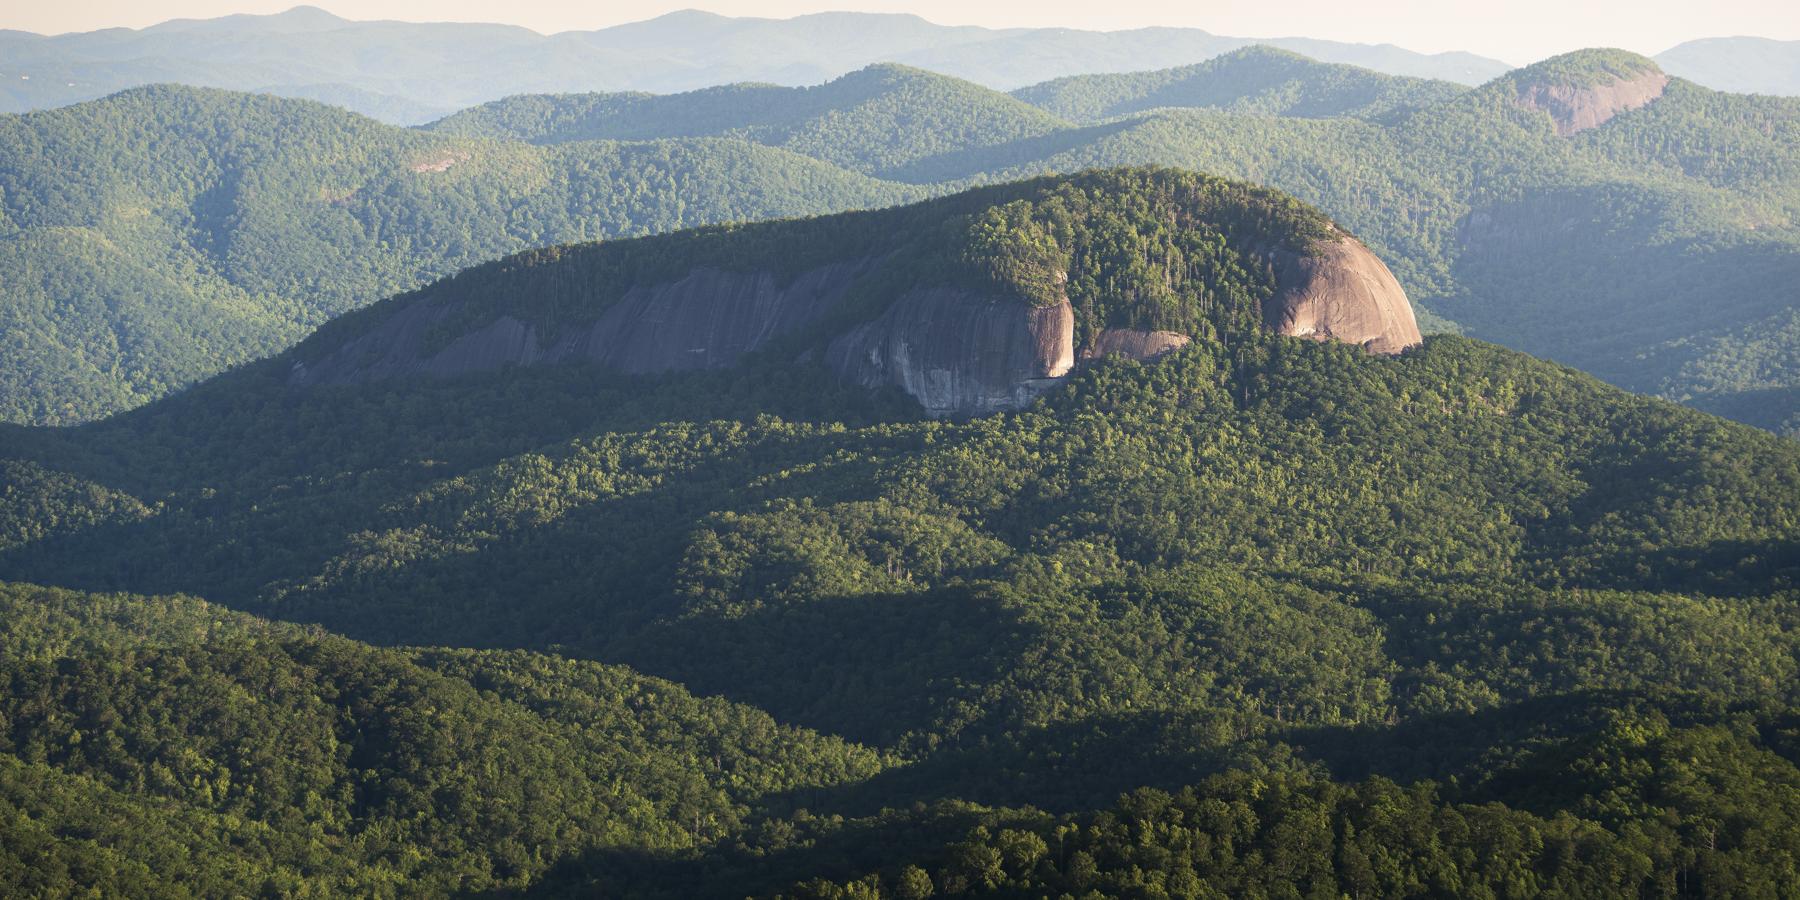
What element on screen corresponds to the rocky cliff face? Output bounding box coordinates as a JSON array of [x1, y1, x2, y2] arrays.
[[826, 289, 1075, 416], [289, 261, 877, 386], [290, 232, 1421, 416], [1081, 329, 1192, 361], [1265, 233, 1422, 355], [1515, 68, 1668, 136]]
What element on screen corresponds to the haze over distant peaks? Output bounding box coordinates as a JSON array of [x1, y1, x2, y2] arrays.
[[0, 6, 1516, 123], [1656, 37, 1800, 97]]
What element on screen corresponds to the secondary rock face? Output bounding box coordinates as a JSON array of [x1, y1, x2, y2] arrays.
[[289, 233, 1421, 416], [1265, 234, 1423, 355], [1081, 329, 1192, 361], [290, 261, 876, 386], [1515, 69, 1668, 136], [825, 289, 1076, 416]]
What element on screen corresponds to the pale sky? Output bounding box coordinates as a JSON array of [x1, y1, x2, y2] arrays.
[[9, 0, 1800, 65]]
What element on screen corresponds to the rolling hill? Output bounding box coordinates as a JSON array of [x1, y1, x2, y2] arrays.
[[0, 170, 1796, 896]]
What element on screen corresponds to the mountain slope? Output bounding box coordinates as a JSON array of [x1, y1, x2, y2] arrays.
[[427, 64, 1071, 180], [0, 169, 1796, 895], [1013, 45, 1468, 123], [0, 85, 912, 424]]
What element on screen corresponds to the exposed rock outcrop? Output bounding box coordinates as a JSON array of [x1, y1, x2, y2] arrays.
[[1081, 329, 1192, 362], [292, 233, 1422, 415], [825, 290, 1076, 416], [1265, 233, 1422, 355], [293, 232, 1420, 414], [290, 261, 876, 386], [1515, 69, 1668, 136]]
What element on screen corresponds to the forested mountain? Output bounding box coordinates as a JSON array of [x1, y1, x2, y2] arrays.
[[414, 50, 1800, 435], [1, 170, 1798, 894], [427, 64, 1069, 180], [0, 6, 1511, 124], [984, 50, 1800, 434], [0, 85, 912, 424], [1012, 46, 1468, 123], [12, 44, 1796, 433]]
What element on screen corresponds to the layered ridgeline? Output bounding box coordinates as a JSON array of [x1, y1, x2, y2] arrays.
[[426, 63, 1070, 181], [285, 168, 1421, 415], [386, 48, 1800, 434], [5, 47, 1800, 431], [0, 6, 1512, 123], [0, 85, 912, 425], [1011, 46, 1469, 123], [999, 50, 1800, 433], [1, 169, 1798, 895]]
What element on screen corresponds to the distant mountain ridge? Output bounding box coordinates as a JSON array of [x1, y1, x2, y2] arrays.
[[427, 63, 1070, 181], [1656, 37, 1800, 97], [0, 5, 1512, 123], [0, 84, 913, 424], [1012, 46, 1468, 123]]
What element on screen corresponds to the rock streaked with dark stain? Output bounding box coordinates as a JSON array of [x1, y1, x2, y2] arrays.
[[290, 233, 1421, 415], [825, 289, 1075, 416], [1081, 329, 1192, 361], [290, 260, 876, 386]]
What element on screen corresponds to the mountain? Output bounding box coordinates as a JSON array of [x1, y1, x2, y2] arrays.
[[1, 169, 1796, 896], [0, 7, 1512, 124], [280, 169, 1420, 415], [1013, 45, 1469, 123], [1657, 36, 1800, 97], [427, 64, 1071, 180], [0, 84, 912, 425], [433, 49, 1800, 434], [967, 51, 1800, 434], [5, 48, 1800, 434]]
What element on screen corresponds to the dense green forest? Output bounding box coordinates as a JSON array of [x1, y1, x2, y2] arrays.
[[2, 171, 1797, 895]]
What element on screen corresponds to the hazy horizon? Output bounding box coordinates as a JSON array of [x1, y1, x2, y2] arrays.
[[9, 1, 1800, 66]]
